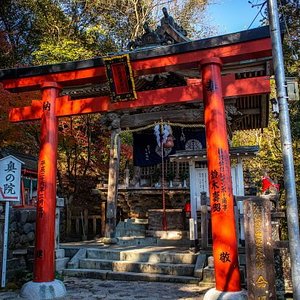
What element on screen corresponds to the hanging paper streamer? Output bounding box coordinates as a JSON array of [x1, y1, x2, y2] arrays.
[[154, 124, 161, 146], [162, 124, 172, 145], [154, 124, 173, 146]]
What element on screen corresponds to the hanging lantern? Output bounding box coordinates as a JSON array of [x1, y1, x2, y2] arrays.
[[163, 135, 174, 148]]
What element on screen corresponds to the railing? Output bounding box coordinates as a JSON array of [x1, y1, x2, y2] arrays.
[[197, 194, 286, 250], [66, 208, 102, 239]]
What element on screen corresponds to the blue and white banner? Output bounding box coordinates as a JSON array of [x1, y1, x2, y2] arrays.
[[133, 127, 206, 166]]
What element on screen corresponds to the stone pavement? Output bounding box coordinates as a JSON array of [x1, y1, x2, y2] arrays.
[[0, 276, 210, 299]]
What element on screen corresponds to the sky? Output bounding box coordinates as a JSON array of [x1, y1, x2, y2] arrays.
[[206, 0, 264, 34]]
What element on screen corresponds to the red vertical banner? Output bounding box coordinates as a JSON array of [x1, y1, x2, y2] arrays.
[[201, 58, 241, 292], [111, 63, 130, 94], [34, 82, 60, 282]]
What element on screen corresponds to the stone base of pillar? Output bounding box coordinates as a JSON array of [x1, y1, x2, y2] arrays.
[[203, 288, 248, 300], [20, 280, 67, 299]]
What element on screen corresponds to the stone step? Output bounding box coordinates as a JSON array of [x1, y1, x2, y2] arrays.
[[116, 220, 147, 231], [86, 249, 197, 264], [63, 268, 199, 284], [156, 238, 190, 247], [56, 257, 70, 272], [116, 237, 157, 246], [146, 230, 188, 239], [87, 249, 121, 260], [130, 218, 148, 225], [79, 258, 194, 276], [115, 229, 146, 238]]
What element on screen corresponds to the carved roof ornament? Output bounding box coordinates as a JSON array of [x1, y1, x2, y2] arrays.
[[127, 7, 190, 50], [100, 113, 121, 130]]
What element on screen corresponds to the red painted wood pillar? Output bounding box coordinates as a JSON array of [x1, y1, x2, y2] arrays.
[[200, 57, 241, 292], [34, 82, 60, 282]]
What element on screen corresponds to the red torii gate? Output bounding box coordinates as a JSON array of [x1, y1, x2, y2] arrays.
[[0, 26, 272, 299]]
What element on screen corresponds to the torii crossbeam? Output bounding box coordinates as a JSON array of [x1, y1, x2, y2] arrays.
[[0, 25, 272, 299]]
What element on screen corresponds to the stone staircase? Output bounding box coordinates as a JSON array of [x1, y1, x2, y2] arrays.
[[62, 219, 219, 285], [114, 219, 156, 246], [115, 218, 190, 247], [63, 246, 202, 284]]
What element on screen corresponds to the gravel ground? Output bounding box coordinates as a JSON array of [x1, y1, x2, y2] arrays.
[[0, 276, 209, 300]]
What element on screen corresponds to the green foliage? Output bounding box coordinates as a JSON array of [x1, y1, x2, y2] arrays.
[[0, 0, 216, 211], [180, 170, 188, 181], [0, 0, 216, 67], [33, 39, 95, 65], [152, 167, 161, 183], [232, 113, 284, 195], [55, 271, 64, 281], [233, 1, 300, 207], [166, 169, 175, 181], [120, 132, 133, 145], [280, 0, 300, 78]]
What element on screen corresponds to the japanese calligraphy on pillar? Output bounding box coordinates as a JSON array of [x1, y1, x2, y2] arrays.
[[37, 159, 46, 218], [210, 169, 221, 212], [0, 155, 23, 202], [210, 148, 231, 213], [244, 197, 276, 299]]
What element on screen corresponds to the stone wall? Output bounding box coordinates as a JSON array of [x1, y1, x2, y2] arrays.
[[9, 208, 36, 250], [99, 188, 190, 219], [148, 209, 185, 231], [0, 206, 36, 252], [0, 205, 66, 282], [0, 206, 36, 282]]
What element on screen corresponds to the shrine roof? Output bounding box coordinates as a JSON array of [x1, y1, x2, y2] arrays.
[[0, 26, 271, 81], [169, 146, 259, 162], [0, 148, 37, 173]]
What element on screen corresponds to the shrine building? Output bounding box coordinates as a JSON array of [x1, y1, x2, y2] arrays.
[[0, 12, 274, 299]]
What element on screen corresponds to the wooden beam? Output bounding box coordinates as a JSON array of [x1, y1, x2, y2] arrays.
[[2, 38, 272, 92], [260, 95, 269, 128], [120, 108, 204, 128], [9, 76, 270, 123], [132, 39, 272, 76], [239, 108, 260, 115], [3, 68, 107, 91]]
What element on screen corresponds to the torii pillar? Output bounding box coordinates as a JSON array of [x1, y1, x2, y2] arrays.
[[20, 82, 66, 299], [201, 58, 247, 300]]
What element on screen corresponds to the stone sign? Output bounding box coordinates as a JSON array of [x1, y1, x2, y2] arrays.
[[244, 197, 277, 299]]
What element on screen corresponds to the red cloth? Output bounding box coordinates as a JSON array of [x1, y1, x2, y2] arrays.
[[262, 176, 280, 192], [184, 202, 191, 213]]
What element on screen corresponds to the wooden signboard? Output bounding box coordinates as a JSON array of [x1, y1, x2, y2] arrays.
[[0, 155, 23, 202], [244, 197, 277, 299], [0, 155, 23, 288]]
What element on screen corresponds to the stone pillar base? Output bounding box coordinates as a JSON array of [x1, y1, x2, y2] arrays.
[[20, 280, 67, 299], [203, 288, 248, 300]]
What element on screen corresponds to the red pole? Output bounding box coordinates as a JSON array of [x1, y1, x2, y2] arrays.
[[201, 57, 241, 292], [34, 82, 60, 282]]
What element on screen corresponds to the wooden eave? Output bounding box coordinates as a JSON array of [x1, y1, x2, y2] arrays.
[[0, 26, 272, 91], [0, 148, 37, 172], [169, 146, 259, 162], [0, 26, 272, 131]]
